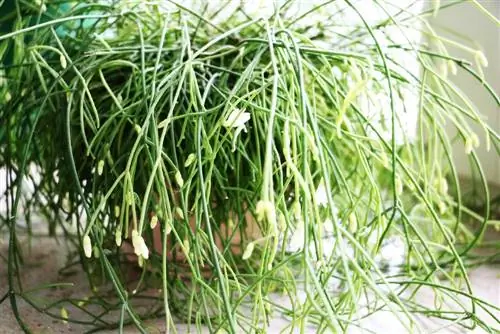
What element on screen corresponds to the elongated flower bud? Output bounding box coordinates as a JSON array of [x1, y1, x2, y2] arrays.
[[184, 153, 196, 167], [97, 160, 104, 176], [242, 242, 255, 260], [348, 212, 357, 233], [83, 235, 92, 258], [150, 215, 158, 229], [175, 207, 184, 220], [395, 177, 403, 196], [175, 170, 184, 188], [60, 54, 67, 69], [60, 307, 68, 324], [115, 229, 122, 246]]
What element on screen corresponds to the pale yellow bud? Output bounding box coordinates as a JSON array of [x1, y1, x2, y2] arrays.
[[175, 170, 184, 188], [83, 235, 92, 258], [242, 242, 255, 260], [150, 215, 158, 229], [175, 207, 184, 220], [115, 229, 122, 246], [60, 54, 67, 69], [60, 307, 68, 324], [348, 212, 357, 233], [184, 153, 196, 167], [395, 177, 403, 196], [475, 50, 488, 68], [97, 160, 104, 176]]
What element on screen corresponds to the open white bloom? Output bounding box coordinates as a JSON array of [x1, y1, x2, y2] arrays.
[[314, 181, 328, 207], [83, 235, 92, 258], [131, 230, 149, 259], [223, 108, 250, 151], [324, 218, 334, 233], [223, 108, 250, 131]]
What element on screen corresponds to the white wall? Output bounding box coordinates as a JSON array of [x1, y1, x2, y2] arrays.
[[431, 0, 500, 185]]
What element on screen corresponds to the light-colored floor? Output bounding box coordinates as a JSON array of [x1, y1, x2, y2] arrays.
[[0, 234, 498, 333]]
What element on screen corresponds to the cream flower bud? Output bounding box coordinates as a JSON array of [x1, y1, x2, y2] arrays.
[[60, 307, 68, 324], [448, 61, 457, 76], [184, 153, 196, 167], [83, 235, 92, 258], [165, 220, 172, 235], [60, 54, 67, 69], [150, 215, 158, 229], [324, 218, 334, 233], [114, 205, 120, 218], [97, 160, 104, 176], [175, 170, 184, 188], [348, 212, 357, 233], [255, 200, 275, 224], [115, 229, 122, 246], [175, 207, 184, 220], [395, 177, 403, 196], [475, 50, 488, 68], [223, 108, 250, 130], [131, 230, 149, 259], [134, 124, 142, 134], [242, 242, 255, 260], [183, 238, 190, 254]]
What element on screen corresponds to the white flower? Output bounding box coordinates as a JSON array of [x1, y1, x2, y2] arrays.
[[223, 109, 250, 151], [315, 181, 328, 207], [131, 230, 149, 259], [83, 235, 92, 258], [223, 108, 250, 130], [324, 218, 334, 233], [348, 212, 357, 233]]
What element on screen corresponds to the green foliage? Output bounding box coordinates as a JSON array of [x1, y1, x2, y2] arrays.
[[0, 0, 499, 332]]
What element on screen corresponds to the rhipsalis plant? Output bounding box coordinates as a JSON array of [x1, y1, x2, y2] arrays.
[[0, 0, 499, 332]]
